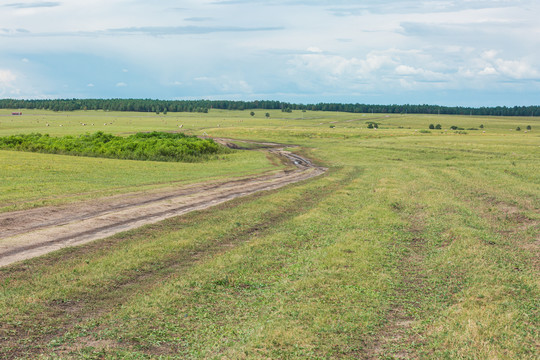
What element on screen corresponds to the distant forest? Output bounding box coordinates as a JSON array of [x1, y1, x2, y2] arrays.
[[1, 98, 539, 117]]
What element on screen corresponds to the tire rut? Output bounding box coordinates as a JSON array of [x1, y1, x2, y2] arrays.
[[0, 143, 326, 267], [1, 167, 360, 359]]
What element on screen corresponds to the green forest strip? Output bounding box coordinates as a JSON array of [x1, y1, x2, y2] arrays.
[[0, 131, 231, 163], [1, 98, 539, 116]]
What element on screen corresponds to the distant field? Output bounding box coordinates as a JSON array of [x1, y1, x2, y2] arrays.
[[0, 109, 538, 359], [1, 108, 537, 137]]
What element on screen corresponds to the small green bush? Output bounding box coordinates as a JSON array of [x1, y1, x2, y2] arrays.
[[366, 121, 379, 129]]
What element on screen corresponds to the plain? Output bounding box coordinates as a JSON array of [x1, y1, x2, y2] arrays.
[[0, 109, 538, 359]]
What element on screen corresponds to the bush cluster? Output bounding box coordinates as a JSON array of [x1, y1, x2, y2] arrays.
[[366, 122, 379, 129], [0, 131, 230, 162]]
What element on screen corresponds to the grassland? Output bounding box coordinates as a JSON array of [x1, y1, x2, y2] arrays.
[[0, 109, 538, 359]]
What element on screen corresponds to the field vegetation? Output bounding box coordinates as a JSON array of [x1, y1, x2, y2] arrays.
[[0, 131, 229, 163], [0, 108, 538, 359]]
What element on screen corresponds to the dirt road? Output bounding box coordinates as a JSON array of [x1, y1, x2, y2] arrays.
[[0, 142, 326, 267]]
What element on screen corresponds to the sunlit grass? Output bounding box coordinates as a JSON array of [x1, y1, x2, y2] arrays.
[[0, 109, 538, 358], [0, 148, 278, 212]]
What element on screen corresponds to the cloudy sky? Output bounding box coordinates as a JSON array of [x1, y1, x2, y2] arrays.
[[1, 0, 539, 106]]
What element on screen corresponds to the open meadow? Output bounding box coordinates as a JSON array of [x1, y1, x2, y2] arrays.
[[0, 109, 538, 359]]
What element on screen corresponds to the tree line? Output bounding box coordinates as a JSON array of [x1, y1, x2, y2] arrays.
[[1, 98, 539, 117]]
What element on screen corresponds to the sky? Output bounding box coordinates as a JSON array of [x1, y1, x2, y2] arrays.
[[0, 0, 539, 106]]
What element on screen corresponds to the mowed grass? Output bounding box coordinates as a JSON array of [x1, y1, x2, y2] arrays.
[[0, 109, 538, 359]]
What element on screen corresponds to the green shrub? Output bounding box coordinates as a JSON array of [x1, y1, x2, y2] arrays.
[[0, 132, 231, 162], [366, 121, 379, 129]]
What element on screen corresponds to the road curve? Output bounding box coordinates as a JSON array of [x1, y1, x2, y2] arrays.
[[0, 141, 326, 267]]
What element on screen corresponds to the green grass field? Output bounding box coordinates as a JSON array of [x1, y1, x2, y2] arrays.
[[0, 109, 538, 359]]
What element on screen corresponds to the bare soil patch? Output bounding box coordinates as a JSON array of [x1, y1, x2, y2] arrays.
[[0, 141, 326, 267]]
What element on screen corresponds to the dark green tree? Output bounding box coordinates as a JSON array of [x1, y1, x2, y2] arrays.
[[2, 99, 540, 117]]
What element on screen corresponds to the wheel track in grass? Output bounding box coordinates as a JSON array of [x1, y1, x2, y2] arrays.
[[0, 139, 326, 268], [0, 166, 361, 359], [360, 214, 429, 360]]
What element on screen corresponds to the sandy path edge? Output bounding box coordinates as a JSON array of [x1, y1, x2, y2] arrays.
[[0, 142, 326, 267]]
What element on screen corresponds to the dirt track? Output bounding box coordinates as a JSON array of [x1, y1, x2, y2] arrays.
[[0, 141, 326, 267]]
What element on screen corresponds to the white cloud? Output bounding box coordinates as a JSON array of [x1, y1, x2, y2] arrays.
[[494, 59, 539, 79], [482, 50, 498, 60], [479, 66, 498, 75], [307, 46, 323, 53], [0, 69, 19, 96], [395, 64, 447, 80], [0, 69, 17, 83], [0, 0, 539, 104], [87, 83, 95, 87], [465, 52, 540, 79], [289, 51, 395, 81], [288, 48, 457, 91], [394, 65, 418, 75]]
